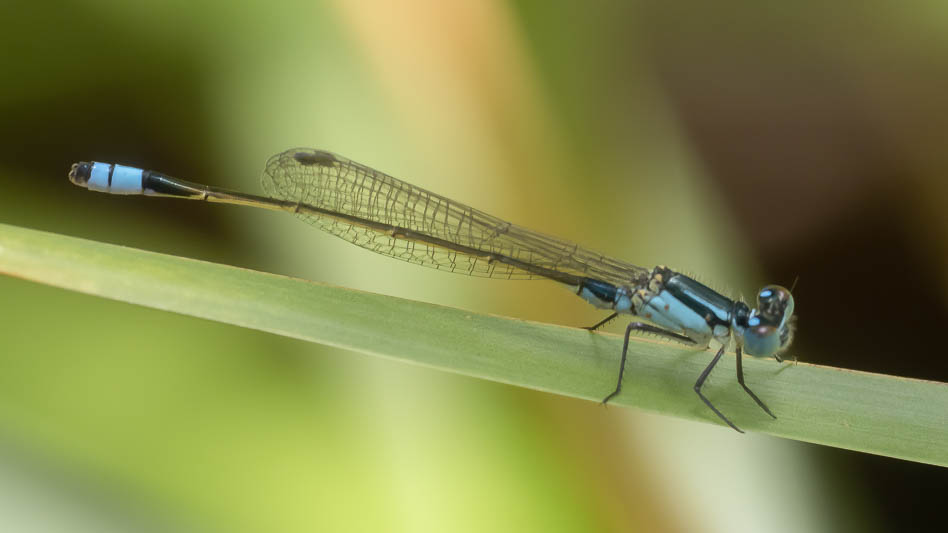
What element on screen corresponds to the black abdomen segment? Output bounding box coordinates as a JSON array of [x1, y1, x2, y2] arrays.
[[577, 278, 620, 309], [142, 171, 205, 198]]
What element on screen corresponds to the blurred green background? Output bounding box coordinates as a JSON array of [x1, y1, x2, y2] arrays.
[[1, 1, 946, 531]]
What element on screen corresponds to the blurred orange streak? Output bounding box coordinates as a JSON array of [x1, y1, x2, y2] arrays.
[[331, 0, 566, 201], [329, 3, 679, 532]]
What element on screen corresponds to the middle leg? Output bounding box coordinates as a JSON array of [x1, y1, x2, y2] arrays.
[[695, 346, 743, 432], [602, 322, 695, 404]]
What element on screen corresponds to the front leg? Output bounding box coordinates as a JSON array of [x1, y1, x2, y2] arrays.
[[735, 346, 776, 419], [602, 323, 696, 404]]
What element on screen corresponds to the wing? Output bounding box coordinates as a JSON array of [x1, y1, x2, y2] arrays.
[[261, 148, 649, 286]]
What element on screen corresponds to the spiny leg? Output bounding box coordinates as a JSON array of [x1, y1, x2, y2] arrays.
[[584, 312, 618, 331], [695, 346, 743, 433], [735, 346, 776, 419], [602, 323, 694, 404]]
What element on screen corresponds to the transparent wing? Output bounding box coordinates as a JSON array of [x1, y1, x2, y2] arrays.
[[261, 148, 649, 286]]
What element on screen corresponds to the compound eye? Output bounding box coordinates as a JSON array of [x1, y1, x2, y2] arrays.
[[744, 324, 780, 357], [757, 285, 794, 322]]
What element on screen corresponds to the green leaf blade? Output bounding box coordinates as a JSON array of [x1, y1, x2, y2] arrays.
[[1, 222, 946, 466]]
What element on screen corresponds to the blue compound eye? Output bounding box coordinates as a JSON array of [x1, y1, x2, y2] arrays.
[[744, 324, 780, 357], [757, 285, 794, 323]]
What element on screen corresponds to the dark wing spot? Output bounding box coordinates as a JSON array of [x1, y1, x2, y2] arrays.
[[294, 151, 337, 167]]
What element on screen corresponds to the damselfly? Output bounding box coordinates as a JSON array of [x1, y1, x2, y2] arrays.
[[68, 148, 795, 432]]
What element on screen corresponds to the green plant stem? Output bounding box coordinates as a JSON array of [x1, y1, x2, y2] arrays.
[[1, 222, 946, 465]]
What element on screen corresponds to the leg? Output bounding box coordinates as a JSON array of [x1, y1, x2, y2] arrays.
[[736, 346, 776, 419], [584, 312, 618, 331], [695, 346, 743, 433], [773, 353, 800, 364], [602, 322, 695, 404]]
